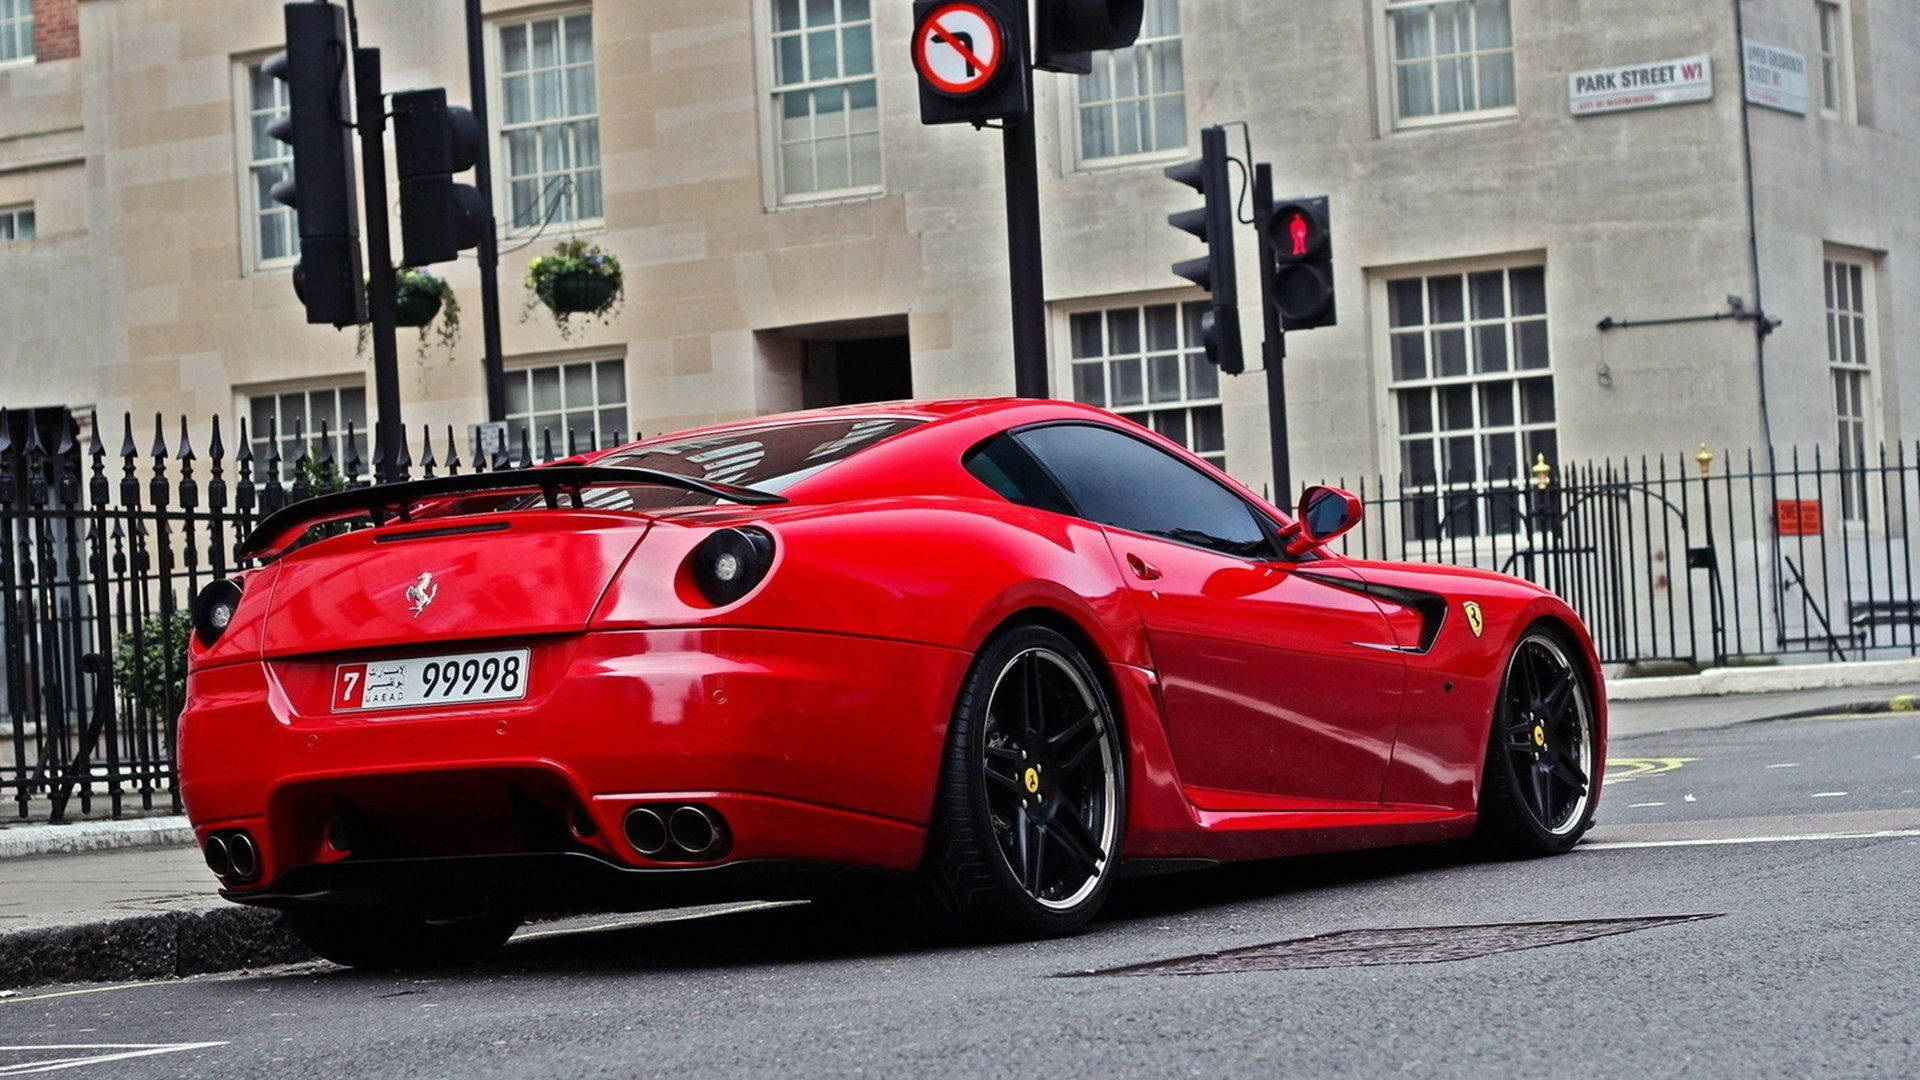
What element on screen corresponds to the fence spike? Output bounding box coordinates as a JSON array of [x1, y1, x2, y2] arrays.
[[444, 424, 461, 475], [371, 421, 391, 484], [419, 424, 436, 478], [518, 427, 533, 470], [394, 425, 412, 480], [150, 412, 167, 458], [176, 415, 194, 462], [55, 414, 76, 457], [540, 427, 555, 464]]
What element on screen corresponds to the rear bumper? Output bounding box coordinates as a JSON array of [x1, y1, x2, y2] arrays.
[[180, 628, 970, 897]]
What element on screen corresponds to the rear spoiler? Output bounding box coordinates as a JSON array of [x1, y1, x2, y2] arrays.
[[236, 466, 786, 562]]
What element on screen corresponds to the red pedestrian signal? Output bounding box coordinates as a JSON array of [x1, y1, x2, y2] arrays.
[[1267, 197, 1335, 331]]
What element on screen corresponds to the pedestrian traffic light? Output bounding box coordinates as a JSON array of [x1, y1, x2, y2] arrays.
[[912, 0, 1031, 126], [1165, 125, 1244, 375], [1269, 196, 1336, 331], [1034, 0, 1145, 75], [265, 1, 365, 328], [392, 89, 488, 267]]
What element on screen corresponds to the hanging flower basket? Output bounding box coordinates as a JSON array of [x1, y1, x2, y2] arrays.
[[525, 239, 623, 337], [359, 268, 462, 361]]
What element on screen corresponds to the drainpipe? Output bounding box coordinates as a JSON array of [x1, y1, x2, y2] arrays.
[[1731, 0, 1776, 454]]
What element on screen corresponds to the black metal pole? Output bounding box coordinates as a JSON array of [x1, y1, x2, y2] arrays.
[[1253, 164, 1291, 499], [465, 0, 507, 422], [353, 45, 403, 474], [1002, 108, 1048, 399]]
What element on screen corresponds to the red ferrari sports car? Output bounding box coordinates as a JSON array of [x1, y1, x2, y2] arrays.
[[180, 398, 1603, 965]]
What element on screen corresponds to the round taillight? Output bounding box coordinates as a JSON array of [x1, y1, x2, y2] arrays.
[[688, 527, 775, 606], [193, 578, 245, 646]]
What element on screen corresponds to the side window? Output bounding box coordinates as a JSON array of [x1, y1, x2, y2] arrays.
[[963, 434, 1076, 516], [1013, 424, 1271, 558]]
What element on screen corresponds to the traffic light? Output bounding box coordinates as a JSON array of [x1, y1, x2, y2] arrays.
[[265, 1, 365, 327], [392, 89, 487, 267], [912, 0, 1030, 125], [1269, 196, 1336, 331], [1034, 0, 1145, 75], [1165, 125, 1244, 375]]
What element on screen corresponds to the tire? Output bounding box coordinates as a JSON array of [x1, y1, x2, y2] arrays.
[[285, 903, 519, 970], [918, 624, 1127, 938], [1473, 627, 1599, 856]]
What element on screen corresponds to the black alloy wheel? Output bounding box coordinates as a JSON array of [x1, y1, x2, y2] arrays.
[[1475, 630, 1598, 854], [921, 625, 1125, 937]]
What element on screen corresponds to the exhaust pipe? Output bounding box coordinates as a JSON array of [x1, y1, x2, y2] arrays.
[[667, 805, 722, 857], [623, 806, 669, 857], [202, 834, 232, 878], [226, 832, 261, 883]]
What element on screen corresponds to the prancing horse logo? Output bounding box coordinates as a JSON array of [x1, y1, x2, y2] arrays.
[[1462, 601, 1485, 638], [405, 572, 438, 618]]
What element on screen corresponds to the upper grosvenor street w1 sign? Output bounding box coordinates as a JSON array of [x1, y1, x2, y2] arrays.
[[913, 2, 1007, 96], [1743, 38, 1810, 115], [1568, 55, 1713, 116]]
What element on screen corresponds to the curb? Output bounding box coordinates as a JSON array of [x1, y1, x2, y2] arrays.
[[0, 906, 313, 991], [0, 816, 195, 860], [1606, 658, 1920, 702], [1763, 693, 1919, 722]]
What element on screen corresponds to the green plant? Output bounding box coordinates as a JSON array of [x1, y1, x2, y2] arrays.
[[112, 611, 192, 722], [358, 269, 462, 362], [524, 239, 623, 338]]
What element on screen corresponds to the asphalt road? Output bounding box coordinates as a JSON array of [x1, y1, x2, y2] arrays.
[[4, 707, 1917, 1077]]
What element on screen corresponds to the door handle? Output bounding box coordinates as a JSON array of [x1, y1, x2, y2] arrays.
[[1126, 553, 1162, 581]]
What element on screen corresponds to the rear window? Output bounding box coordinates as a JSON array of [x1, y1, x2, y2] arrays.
[[547, 417, 921, 511]]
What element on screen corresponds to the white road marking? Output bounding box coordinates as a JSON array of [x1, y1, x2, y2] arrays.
[[0, 1044, 226, 1075], [1765, 762, 1800, 769], [1684, 794, 1697, 802], [1582, 828, 1920, 851], [1811, 791, 1849, 798], [1629, 802, 1667, 808]]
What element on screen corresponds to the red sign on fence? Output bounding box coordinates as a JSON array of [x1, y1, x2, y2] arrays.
[[1775, 499, 1823, 536]]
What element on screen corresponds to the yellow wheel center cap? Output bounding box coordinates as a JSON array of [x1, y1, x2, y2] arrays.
[[1023, 767, 1041, 794], [1533, 725, 1547, 748]]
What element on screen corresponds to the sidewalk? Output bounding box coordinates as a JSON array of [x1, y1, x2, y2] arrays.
[[2, 681, 1914, 990]]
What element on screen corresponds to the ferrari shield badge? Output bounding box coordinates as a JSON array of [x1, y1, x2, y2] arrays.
[[1462, 601, 1485, 638]]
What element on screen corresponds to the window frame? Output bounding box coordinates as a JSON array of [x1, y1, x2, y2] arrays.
[[751, 0, 885, 210], [1375, 0, 1519, 133], [1371, 254, 1556, 543], [984, 420, 1288, 563], [502, 349, 631, 458], [1814, 0, 1855, 123], [1060, 0, 1189, 172], [485, 6, 604, 237], [0, 202, 34, 242], [235, 377, 371, 481], [231, 55, 300, 273], [1051, 291, 1228, 470], [1823, 250, 1880, 524], [0, 0, 32, 67]]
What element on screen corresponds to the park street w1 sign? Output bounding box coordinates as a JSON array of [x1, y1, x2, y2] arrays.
[[1569, 55, 1712, 116]]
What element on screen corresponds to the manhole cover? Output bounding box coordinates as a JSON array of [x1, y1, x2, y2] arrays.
[[1064, 914, 1722, 977]]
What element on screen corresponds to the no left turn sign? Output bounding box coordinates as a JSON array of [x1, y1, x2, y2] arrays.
[[913, 2, 1006, 97]]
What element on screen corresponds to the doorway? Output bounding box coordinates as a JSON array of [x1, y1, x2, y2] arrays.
[[802, 335, 913, 408]]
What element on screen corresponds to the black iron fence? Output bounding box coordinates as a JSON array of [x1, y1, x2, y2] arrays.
[[4, 408, 1917, 824], [1, 409, 618, 824]]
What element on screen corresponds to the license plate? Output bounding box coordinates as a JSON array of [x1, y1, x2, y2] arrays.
[[332, 649, 530, 713]]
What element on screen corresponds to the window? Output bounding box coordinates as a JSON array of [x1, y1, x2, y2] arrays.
[[1012, 424, 1272, 558], [1064, 301, 1224, 469], [0, 0, 30, 64], [242, 61, 298, 267], [1384, 0, 1515, 127], [964, 434, 1077, 517], [498, 12, 600, 230], [1826, 256, 1874, 521], [504, 356, 627, 456], [1075, 0, 1185, 163], [246, 384, 368, 480], [1816, 1, 1853, 120], [767, 0, 879, 203], [0, 203, 34, 241], [574, 417, 919, 510], [1386, 264, 1554, 539]]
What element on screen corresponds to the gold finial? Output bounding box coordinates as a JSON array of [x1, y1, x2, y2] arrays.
[[1530, 453, 1553, 490], [1695, 443, 1715, 478]]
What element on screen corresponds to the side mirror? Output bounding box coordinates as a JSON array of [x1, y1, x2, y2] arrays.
[[1284, 485, 1363, 556]]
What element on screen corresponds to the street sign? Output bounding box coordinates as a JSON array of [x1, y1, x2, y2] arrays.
[[1775, 499, 1823, 536], [914, 2, 1005, 96], [1743, 39, 1809, 115], [1568, 55, 1712, 116], [912, 0, 1029, 125]]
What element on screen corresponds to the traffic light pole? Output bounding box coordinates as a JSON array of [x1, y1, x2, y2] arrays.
[[352, 45, 404, 471], [1002, 108, 1048, 399], [465, 0, 508, 422], [1253, 164, 1291, 499]]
